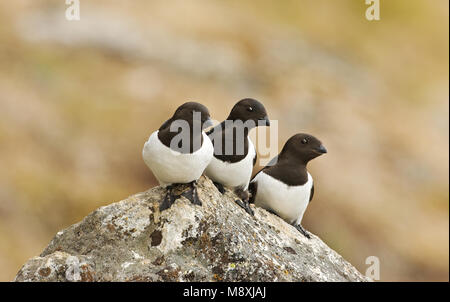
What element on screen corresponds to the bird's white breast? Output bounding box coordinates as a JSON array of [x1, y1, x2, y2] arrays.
[[252, 171, 313, 225], [205, 137, 255, 190], [142, 131, 213, 186]]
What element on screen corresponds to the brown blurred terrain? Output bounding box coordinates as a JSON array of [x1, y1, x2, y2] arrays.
[[0, 0, 448, 281]]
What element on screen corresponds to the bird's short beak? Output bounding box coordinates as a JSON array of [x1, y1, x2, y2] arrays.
[[317, 145, 327, 154], [262, 116, 270, 126], [203, 118, 214, 129]]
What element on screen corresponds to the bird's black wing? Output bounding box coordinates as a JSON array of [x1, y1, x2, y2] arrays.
[[309, 183, 314, 202], [253, 145, 257, 166]]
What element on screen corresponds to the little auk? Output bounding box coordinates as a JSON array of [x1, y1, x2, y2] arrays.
[[143, 102, 214, 211], [205, 98, 270, 215], [249, 133, 327, 238]]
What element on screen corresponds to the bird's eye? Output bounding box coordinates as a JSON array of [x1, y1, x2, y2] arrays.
[[301, 138, 308, 144], [247, 106, 253, 112]]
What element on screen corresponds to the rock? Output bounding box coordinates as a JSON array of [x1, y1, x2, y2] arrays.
[[14, 176, 369, 282]]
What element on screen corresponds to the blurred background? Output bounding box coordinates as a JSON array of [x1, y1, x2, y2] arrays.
[[0, 0, 448, 281]]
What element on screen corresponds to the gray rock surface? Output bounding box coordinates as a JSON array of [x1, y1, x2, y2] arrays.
[[14, 176, 369, 282]]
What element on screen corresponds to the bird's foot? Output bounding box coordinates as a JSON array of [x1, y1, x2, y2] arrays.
[[293, 224, 311, 239], [234, 199, 254, 216], [182, 181, 202, 206], [233, 188, 254, 216], [213, 181, 225, 194], [160, 186, 176, 211]]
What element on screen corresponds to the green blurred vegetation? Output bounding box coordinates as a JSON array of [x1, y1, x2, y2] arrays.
[[0, 0, 448, 281]]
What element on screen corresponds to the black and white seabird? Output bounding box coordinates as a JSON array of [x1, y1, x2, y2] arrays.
[[249, 133, 327, 238], [205, 98, 270, 215], [142, 102, 214, 211]]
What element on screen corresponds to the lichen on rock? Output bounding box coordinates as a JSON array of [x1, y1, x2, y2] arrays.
[[14, 176, 370, 282]]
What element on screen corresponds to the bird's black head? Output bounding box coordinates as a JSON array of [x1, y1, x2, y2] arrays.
[[227, 98, 270, 127], [281, 133, 327, 164], [171, 102, 212, 129]]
